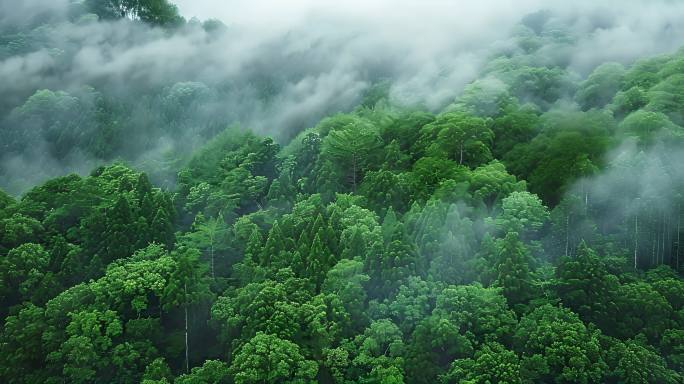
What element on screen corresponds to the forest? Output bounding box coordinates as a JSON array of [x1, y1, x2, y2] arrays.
[[1, 0, 684, 383]]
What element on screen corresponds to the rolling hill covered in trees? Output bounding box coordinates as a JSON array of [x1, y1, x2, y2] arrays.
[[1, 1, 684, 383]]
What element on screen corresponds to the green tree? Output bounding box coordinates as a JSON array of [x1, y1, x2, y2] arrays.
[[229, 332, 318, 384], [405, 315, 473, 384], [469, 160, 525, 208], [407, 157, 467, 202], [661, 329, 684, 372], [452, 77, 512, 117], [555, 242, 620, 330], [433, 285, 517, 346], [358, 170, 411, 214], [428, 205, 478, 285], [0, 213, 43, 249], [576, 62, 626, 110], [259, 220, 286, 266], [175, 360, 230, 384], [610, 86, 649, 118], [151, 207, 175, 250], [322, 259, 370, 335], [421, 112, 494, 167], [84, 0, 183, 26], [90, 243, 175, 317], [366, 217, 418, 297], [320, 117, 382, 191], [612, 282, 673, 341], [514, 304, 607, 384], [618, 110, 683, 146], [142, 358, 173, 383], [495, 191, 549, 241], [0, 303, 48, 382], [441, 342, 521, 384], [347, 319, 406, 383], [491, 103, 539, 158], [494, 232, 535, 309], [647, 74, 684, 125], [387, 277, 438, 335], [182, 213, 230, 279], [100, 196, 136, 264], [162, 247, 210, 373], [0, 243, 52, 305], [504, 109, 612, 205], [210, 270, 318, 351], [50, 309, 123, 383], [604, 338, 681, 384], [0, 189, 14, 212]]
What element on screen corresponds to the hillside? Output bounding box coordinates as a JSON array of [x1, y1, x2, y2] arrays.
[[1, 1, 684, 383]]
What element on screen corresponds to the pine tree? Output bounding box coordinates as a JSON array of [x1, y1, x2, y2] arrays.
[[495, 232, 534, 309], [135, 173, 153, 203], [151, 207, 175, 250], [244, 228, 262, 263], [103, 197, 135, 263], [162, 247, 210, 374], [139, 194, 155, 222], [260, 221, 285, 266], [295, 231, 311, 274], [308, 233, 330, 286], [322, 120, 382, 191]]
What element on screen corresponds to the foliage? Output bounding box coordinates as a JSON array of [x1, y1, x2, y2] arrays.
[[2, 7, 684, 384]]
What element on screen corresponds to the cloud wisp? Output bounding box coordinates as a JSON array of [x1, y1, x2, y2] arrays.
[[2, 0, 684, 194]]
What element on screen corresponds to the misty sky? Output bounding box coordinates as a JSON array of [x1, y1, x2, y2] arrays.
[[171, 0, 684, 77], [172, 0, 539, 27]]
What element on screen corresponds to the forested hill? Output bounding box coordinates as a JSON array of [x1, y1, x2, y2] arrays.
[[2, 1, 684, 383]]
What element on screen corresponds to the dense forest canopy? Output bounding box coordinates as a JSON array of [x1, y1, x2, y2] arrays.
[[1, 0, 684, 383]]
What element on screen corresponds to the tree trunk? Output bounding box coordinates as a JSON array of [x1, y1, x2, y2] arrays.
[[184, 282, 189, 374], [660, 232, 663, 265], [652, 231, 656, 267], [565, 214, 570, 258], [210, 241, 215, 279], [352, 156, 357, 192], [459, 142, 464, 165], [634, 213, 638, 270], [677, 204, 681, 272], [660, 220, 664, 265]]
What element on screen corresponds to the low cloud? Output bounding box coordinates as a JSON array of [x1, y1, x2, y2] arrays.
[[1, 0, 684, 194]]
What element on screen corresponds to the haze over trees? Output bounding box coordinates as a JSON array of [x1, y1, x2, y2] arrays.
[[1, 1, 684, 383]]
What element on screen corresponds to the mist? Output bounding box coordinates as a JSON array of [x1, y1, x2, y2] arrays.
[[2, 0, 684, 195], [558, 139, 684, 268]]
